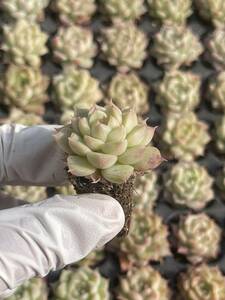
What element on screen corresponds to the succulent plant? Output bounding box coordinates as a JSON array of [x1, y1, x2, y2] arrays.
[[216, 166, 225, 198], [215, 115, 225, 153], [175, 214, 221, 264], [53, 267, 109, 300], [3, 108, 44, 126], [107, 72, 149, 114], [177, 264, 225, 300], [119, 209, 170, 265], [206, 29, 225, 70], [54, 0, 96, 25], [152, 25, 203, 70], [54, 103, 162, 184], [2, 186, 47, 203], [155, 71, 201, 115], [194, 0, 225, 28], [0, 0, 49, 21], [117, 266, 171, 300], [6, 278, 48, 300], [147, 0, 192, 25], [100, 22, 148, 72], [75, 248, 105, 267], [0, 65, 48, 114], [52, 25, 97, 68], [208, 72, 225, 111], [162, 112, 210, 161], [53, 67, 102, 111], [134, 171, 159, 210], [55, 184, 75, 195], [54, 103, 162, 235], [164, 162, 214, 210], [2, 20, 48, 67], [99, 0, 146, 21]]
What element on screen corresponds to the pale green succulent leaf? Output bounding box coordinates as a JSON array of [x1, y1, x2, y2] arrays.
[[78, 117, 91, 136], [101, 140, 128, 155], [68, 134, 90, 156], [122, 109, 138, 134], [67, 155, 96, 176], [101, 164, 134, 184], [87, 151, 117, 169], [83, 135, 104, 151], [133, 146, 163, 171], [106, 125, 126, 143], [126, 124, 147, 147], [118, 146, 145, 165], [91, 122, 111, 141]]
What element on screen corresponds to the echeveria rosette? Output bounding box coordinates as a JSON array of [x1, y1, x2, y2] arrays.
[[1, 65, 49, 115], [117, 266, 171, 300], [2, 20, 48, 67], [0, 0, 49, 21], [164, 162, 214, 211], [217, 167, 225, 201], [208, 72, 225, 111], [75, 248, 105, 268], [177, 264, 225, 300], [6, 278, 48, 300], [215, 115, 225, 153], [53, 67, 102, 111], [152, 25, 203, 70], [119, 209, 170, 265], [3, 108, 44, 126], [194, 0, 225, 28], [100, 22, 148, 72], [175, 214, 221, 264], [2, 186, 47, 203], [147, 0, 192, 25], [99, 0, 146, 22], [107, 72, 149, 114], [206, 29, 225, 70], [134, 171, 159, 210], [156, 71, 201, 115], [54, 0, 96, 25], [54, 103, 162, 184], [53, 267, 109, 300], [52, 25, 97, 68], [162, 112, 210, 161]]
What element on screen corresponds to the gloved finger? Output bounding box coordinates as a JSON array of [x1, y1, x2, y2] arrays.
[[0, 124, 67, 186], [0, 193, 125, 298]]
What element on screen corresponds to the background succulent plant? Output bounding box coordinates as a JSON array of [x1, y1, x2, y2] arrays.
[[1, 186, 47, 203], [53, 67, 102, 111], [162, 112, 210, 161], [75, 248, 105, 268], [107, 72, 149, 114], [54, 0, 96, 25], [119, 209, 170, 265], [99, 0, 146, 21], [134, 171, 159, 210], [206, 29, 225, 70], [0, 65, 48, 115], [194, 0, 225, 28], [155, 71, 201, 115], [177, 264, 225, 300], [100, 22, 148, 72], [175, 214, 221, 264], [0, 0, 49, 21], [208, 72, 225, 111], [6, 278, 48, 300], [147, 0, 192, 25], [152, 26, 203, 70], [2, 108, 44, 126], [52, 25, 97, 68], [53, 267, 110, 300], [164, 162, 214, 210], [2, 20, 48, 67], [117, 266, 171, 300], [215, 115, 225, 153], [55, 184, 75, 195]]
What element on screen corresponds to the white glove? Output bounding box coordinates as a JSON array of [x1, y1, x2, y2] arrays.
[[0, 124, 125, 298]]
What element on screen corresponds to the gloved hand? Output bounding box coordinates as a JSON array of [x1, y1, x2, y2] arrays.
[[0, 124, 125, 298]]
